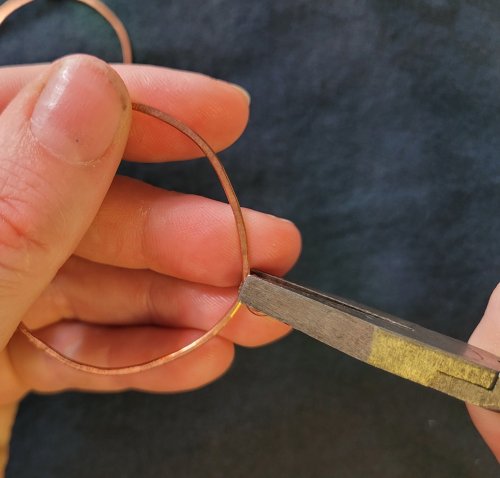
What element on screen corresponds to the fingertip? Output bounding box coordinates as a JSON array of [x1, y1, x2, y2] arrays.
[[469, 283, 500, 354], [245, 209, 303, 277], [120, 65, 250, 161], [223, 81, 251, 105]]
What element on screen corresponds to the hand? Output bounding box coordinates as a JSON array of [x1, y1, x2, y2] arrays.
[[467, 285, 500, 461], [0, 55, 301, 472]]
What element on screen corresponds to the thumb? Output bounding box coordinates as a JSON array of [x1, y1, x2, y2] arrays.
[[0, 55, 131, 348]]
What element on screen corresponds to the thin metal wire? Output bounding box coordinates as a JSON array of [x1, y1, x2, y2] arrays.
[[18, 103, 250, 375], [0, 0, 133, 63], [18, 304, 243, 375], [1, 0, 251, 374]]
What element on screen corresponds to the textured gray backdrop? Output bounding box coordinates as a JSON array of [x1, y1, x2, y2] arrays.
[[2, 0, 500, 476]]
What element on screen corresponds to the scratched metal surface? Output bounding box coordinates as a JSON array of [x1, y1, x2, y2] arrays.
[[2, 0, 500, 476], [241, 273, 500, 409]]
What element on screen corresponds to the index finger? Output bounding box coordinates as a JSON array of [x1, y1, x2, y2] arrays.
[[0, 62, 250, 161]]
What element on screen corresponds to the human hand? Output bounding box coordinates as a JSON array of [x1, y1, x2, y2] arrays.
[[0, 55, 301, 473], [467, 286, 500, 461]]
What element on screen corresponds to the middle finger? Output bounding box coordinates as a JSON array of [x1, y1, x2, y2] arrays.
[[75, 175, 302, 287]]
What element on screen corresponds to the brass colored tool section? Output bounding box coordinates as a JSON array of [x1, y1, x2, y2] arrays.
[[239, 272, 500, 410], [368, 330, 500, 408]]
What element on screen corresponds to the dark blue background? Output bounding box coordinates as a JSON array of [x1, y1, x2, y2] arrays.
[[2, 0, 500, 475]]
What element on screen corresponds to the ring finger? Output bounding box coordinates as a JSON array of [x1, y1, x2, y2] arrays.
[[22, 256, 291, 347]]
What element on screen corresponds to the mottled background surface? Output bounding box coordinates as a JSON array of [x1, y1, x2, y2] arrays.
[[2, 0, 500, 476]]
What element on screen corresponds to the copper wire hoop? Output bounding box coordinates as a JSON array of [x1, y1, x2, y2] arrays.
[[1, 1, 251, 374], [0, 0, 133, 63], [17, 103, 250, 375]]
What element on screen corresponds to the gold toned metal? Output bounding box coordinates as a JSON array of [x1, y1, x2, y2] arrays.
[[17, 103, 250, 375], [0, 0, 133, 63], [240, 272, 500, 410]]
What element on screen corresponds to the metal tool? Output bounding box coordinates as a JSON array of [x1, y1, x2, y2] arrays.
[[239, 271, 500, 410]]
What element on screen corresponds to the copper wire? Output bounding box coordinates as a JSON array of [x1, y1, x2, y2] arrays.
[[0, 0, 133, 63], [18, 103, 250, 375], [1, 1, 251, 374]]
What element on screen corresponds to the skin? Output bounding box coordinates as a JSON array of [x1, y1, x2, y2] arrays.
[[0, 53, 496, 472], [0, 55, 301, 474], [467, 284, 500, 462]]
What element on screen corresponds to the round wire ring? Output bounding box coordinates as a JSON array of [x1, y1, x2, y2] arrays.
[[0, 0, 133, 63], [1, 1, 251, 374], [17, 103, 250, 375]]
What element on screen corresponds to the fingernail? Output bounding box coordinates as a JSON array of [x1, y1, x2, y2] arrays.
[[230, 83, 251, 104], [265, 212, 294, 225], [31, 55, 128, 164]]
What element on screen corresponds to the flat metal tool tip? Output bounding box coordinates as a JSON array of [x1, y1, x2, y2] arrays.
[[239, 272, 500, 410]]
